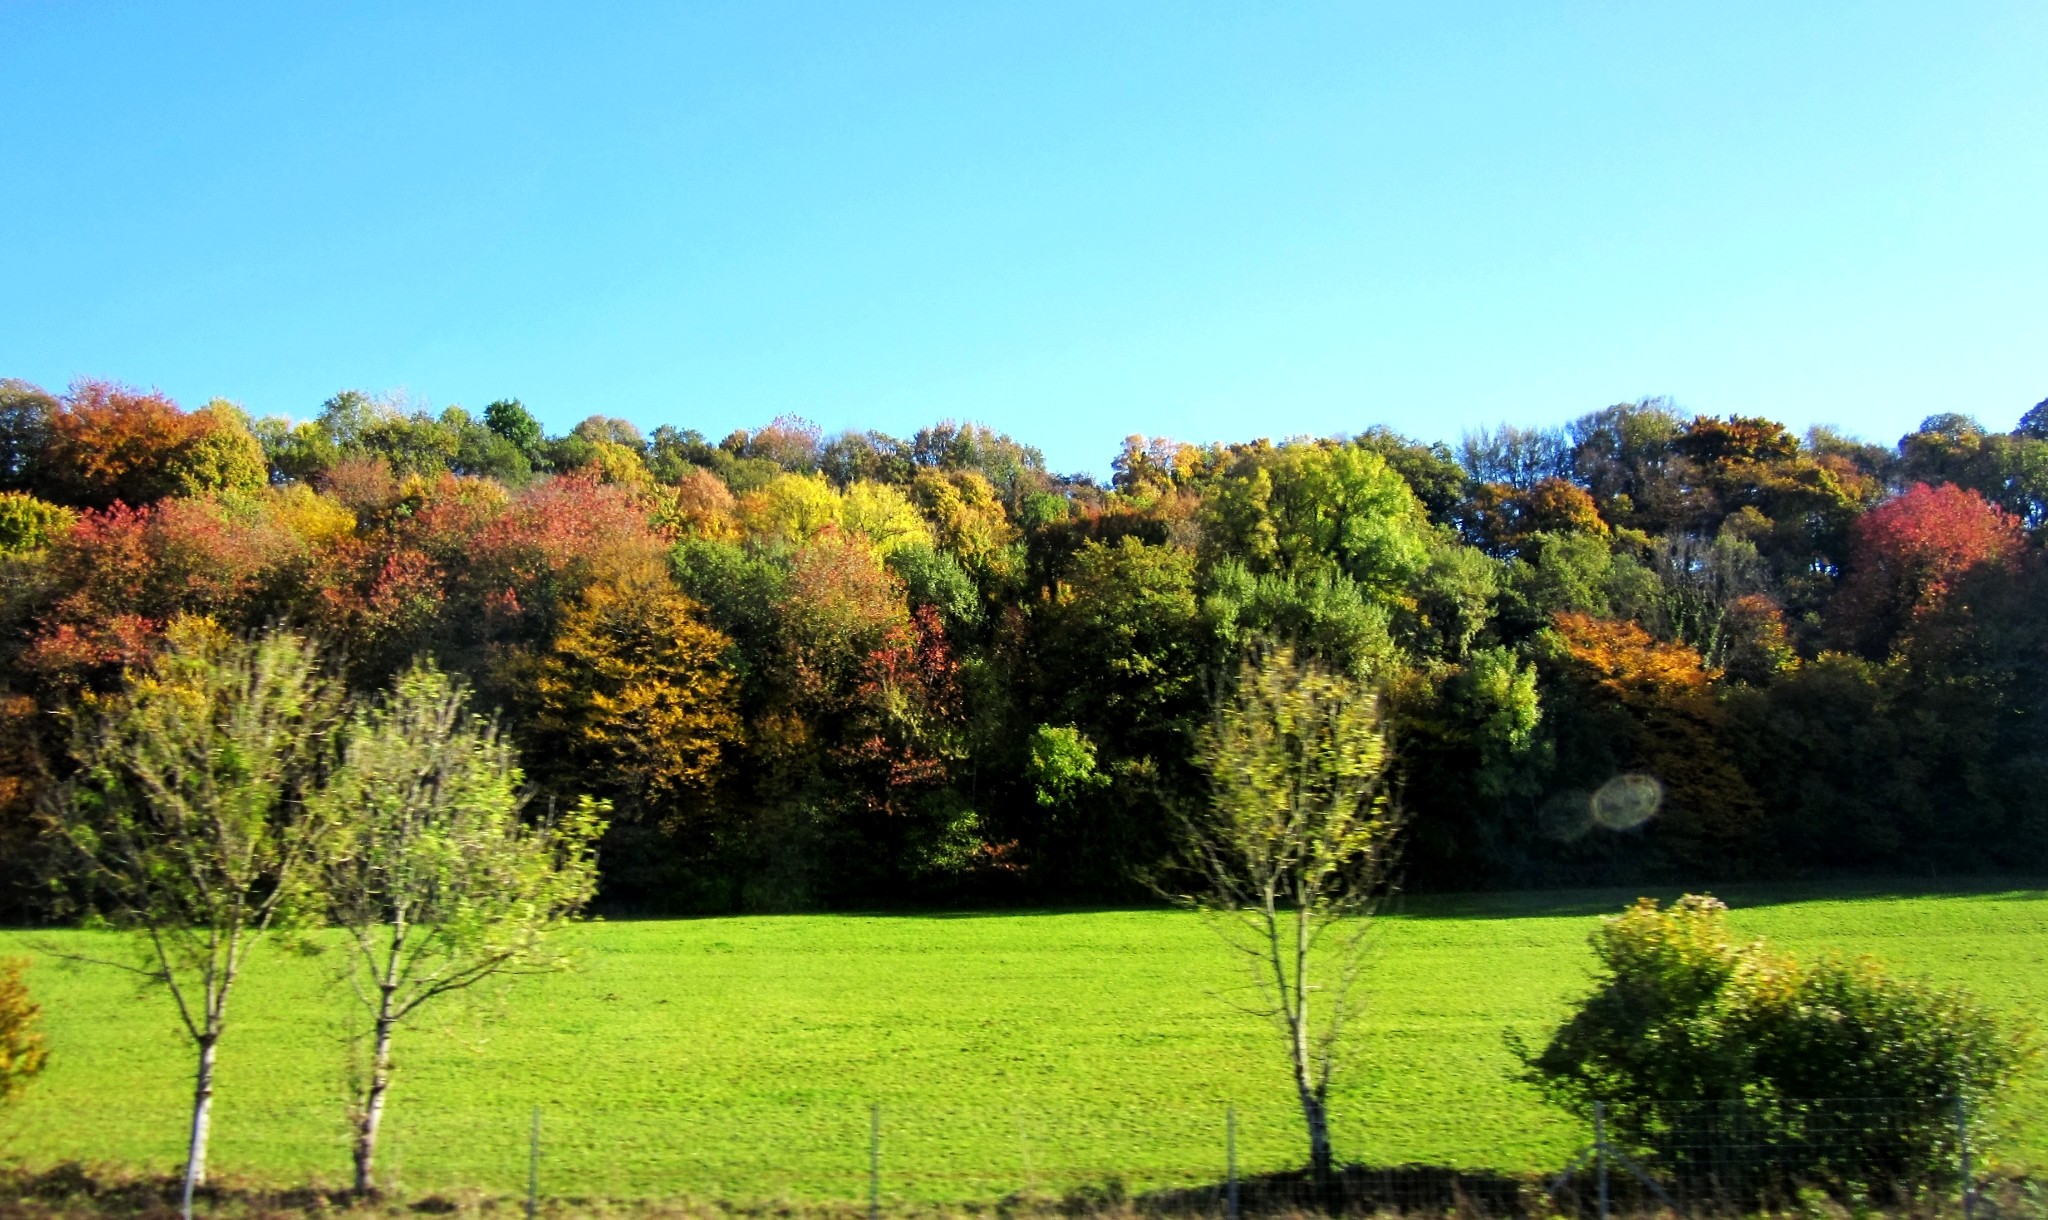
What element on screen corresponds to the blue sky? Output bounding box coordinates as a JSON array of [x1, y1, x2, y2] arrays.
[[2, 2, 2043, 476]]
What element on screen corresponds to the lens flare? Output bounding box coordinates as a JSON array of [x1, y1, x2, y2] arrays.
[[1590, 773, 1663, 830]]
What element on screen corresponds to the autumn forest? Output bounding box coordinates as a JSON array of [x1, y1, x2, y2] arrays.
[[1, 379, 2044, 916]]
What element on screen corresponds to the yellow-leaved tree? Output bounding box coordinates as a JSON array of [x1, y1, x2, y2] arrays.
[[530, 561, 741, 804], [0, 957, 48, 1104]]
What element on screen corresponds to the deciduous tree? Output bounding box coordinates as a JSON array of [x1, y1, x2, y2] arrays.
[[1179, 646, 1402, 1184], [50, 621, 345, 1216], [318, 662, 605, 1194], [1520, 895, 2030, 1194], [38, 384, 265, 508], [1833, 482, 2026, 657], [528, 561, 741, 806]]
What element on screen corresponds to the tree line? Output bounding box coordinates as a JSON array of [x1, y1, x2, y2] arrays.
[[1, 378, 2045, 915]]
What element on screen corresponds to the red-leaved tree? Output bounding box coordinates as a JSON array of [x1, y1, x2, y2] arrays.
[[1833, 482, 2026, 657]]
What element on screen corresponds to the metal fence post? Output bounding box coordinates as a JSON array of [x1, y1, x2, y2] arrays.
[[525, 1106, 540, 1220], [1227, 1104, 1239, 1220], [1957, 1096, 1974, 1220], [1594, 1100, 1609, 1220], [869, 1103, 881, 1220]]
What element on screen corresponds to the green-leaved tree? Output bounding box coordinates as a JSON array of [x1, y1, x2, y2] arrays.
[[1519, 895, 2031, 1195], [51, 620, 344, 1218], [318, 661, 607, 1194], [1179, 645, 1402, 1183]]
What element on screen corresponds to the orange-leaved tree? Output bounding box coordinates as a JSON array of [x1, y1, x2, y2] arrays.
[[38, 383, 265, 509], [1546, 612, 1763, 857]]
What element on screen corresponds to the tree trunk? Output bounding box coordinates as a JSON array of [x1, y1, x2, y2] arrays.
[[181, 1032, 218, 1219], [1288, 896, 1333, 1191], [1292, 1035, 1334, 1186], [352, 1009, 397, 1194]]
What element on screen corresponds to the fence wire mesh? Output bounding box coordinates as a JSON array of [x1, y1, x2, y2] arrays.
[[0, 1093, 2014, 1216], [1549, 1097, 2002, 1217]]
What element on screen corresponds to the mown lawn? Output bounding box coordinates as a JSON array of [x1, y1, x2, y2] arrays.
[[1, 882, 2042, 1203]]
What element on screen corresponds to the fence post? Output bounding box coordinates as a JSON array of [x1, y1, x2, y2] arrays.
[[525, 1106, 540, 1220], [1227, 1104, 1239, 1220], [1957, 1096, 1974, 1220], [869, 1103, 881, 1220], [1594, 1100, 1609, 1220]]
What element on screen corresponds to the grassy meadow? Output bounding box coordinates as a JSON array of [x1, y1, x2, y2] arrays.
[[1, 883, 2043, 1203]]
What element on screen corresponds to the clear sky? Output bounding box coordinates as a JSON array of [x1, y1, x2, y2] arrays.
[[3, 2, 2043, 476]]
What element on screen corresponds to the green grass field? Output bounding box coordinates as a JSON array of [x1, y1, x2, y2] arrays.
[[1, 883, 2043, 1203]]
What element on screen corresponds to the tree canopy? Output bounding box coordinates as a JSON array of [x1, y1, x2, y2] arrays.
[[3, 379, 2046, 912]]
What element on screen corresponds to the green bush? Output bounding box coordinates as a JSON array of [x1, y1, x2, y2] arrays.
[[1517, 895, 2030, 1195]]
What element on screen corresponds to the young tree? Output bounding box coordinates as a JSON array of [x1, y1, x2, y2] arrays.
[[318, 662, 606, 1194], [1178, 646, 1402, 1183], [49, 620, 344, 1215], [0, 957, 49, 1103]]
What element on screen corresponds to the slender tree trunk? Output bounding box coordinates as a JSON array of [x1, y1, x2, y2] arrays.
[[352, 997, 398, 1194], [1295, 1079, 1333, 1185], [1288, 901, 1334, 1190], [1289, 1001, 1334, 1186], [182, 1031, 219, 1218]]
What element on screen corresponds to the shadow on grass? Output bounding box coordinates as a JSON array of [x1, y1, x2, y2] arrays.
[[1386, 876, 2048, 922], [570, 876, 2048, 932], [0, 1161, 365, 1218], [1127, 1163, 1529, 1217], [7, 1161, 2038, 1219], [0, 1161, 1530, 1218]]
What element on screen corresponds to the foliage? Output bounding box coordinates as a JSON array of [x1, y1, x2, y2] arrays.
[[1026, 724, 1106, 806], [0, 957, 47, 1103], [885, 542, 981, 626], [0, 492, 75, 555], [526, 561, 741, 808], [1521, 895, 2030, 1191], [0, 380, 58, 491], [911, 469, 1018, 585], [317, 662, 605, 1192], [839, 480, 932, 558], [1181, 646, 1402, 1178], [1833, 481, 2026, 657], [4, 371, 2048, 909], [49, 620, 347, 1196], [36, 385, 267, 508], [1543, 613, 1763, 861], [1198, 441, 1431, 597], [1204, 559, 1397, 682], [484, 398, 544, 458]]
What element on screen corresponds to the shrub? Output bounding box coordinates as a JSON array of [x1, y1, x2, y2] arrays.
[[1518, 895, 2029, 1195], [0, 957, 49, 1103]]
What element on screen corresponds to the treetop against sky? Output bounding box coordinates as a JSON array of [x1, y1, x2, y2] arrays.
[[2, 2, 2043, 475]]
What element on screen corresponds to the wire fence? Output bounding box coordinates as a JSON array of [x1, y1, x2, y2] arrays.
[[1593, 1097, 1970, 1205], [0, 1092, 2021, 1216]]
